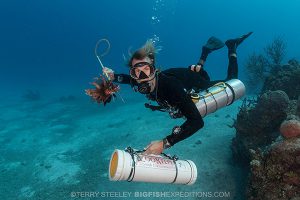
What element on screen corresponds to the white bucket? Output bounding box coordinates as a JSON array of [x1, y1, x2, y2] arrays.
[[193, 79, 245, 117], [109, 149, 197, 185]]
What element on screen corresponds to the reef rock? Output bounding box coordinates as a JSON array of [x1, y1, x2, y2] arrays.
[[262, 59, 300, 100], [247, 138, 300, 200], [231, 90, 289, 164]]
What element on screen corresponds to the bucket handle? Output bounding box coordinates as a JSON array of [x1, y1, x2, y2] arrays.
[[124, 146, 179, 183], [125, 147, 178, 161]]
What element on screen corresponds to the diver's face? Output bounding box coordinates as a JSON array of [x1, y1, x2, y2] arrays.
[[131, 57, 156, 93], [130, 57, 155, 82], [131, 57, 151, 78], [132, 64, 152, 79]]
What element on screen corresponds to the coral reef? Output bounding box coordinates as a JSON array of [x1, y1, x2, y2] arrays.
[[233, 54, 300, 165], [245, 37, 287, 92], [244, 53, 267, 91], [263, 36, 287, 66], [231, 90, 289, 164], [247, 138, 300, 200], [232, 34, 300, 198], [262, 59, 300, 100], [232, 61, 300, 199]]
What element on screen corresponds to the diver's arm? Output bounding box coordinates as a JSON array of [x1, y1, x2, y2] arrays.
[[189, 64, 203, 72], [113, 73, 134, 85], [163, 85, 204, 147], [103, 67, 134, 85]]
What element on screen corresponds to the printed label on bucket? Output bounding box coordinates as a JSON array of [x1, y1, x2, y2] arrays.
[[136, 155, 175, 169]]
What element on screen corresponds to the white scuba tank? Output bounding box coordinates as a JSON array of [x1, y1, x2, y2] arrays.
[[190, 79, 245, 117]]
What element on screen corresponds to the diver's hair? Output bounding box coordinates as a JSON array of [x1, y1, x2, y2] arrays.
[[128, 39, 161, 67]]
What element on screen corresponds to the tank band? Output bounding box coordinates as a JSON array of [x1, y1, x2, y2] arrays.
[[224, 82, 235, 105]]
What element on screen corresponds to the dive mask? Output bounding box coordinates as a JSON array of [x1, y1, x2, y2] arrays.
[[130, 62, 156, 81]]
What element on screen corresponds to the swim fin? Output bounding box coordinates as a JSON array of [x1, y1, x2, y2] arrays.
[[225, 32, 253, 52], [204, 36, 225, 52], [199, 36, 224, 62]]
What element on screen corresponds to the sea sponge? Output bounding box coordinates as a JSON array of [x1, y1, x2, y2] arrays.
[[280, 118, 300, 138]]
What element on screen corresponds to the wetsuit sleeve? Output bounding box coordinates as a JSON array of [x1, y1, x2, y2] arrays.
[[113, 73, 137, 85], [164, 83, 204, 146]]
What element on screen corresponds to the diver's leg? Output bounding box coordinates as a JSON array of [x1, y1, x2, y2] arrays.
[[226, 53, 238, 80], [225, 32, 253, 80], [203, 54, 238, 88], [190, 37, 225, 73], [204, 32, 253, 88]]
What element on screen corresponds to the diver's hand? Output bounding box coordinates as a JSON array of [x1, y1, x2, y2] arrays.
[[103, 67, 115, 80], [144, 140, 164, 155], [190, 64, 202, 72]]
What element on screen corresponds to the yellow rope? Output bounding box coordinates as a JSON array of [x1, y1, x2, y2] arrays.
[[191, 82, 227, 101], [203, 82, 226, 98]]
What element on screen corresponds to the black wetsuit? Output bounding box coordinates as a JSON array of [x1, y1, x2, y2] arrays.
[[114, 56, 238, 146]]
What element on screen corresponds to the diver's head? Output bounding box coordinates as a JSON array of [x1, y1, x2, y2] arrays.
[[128, 40, 158, 94], [128, 39, 156, 67], [130, 58, 157, 94]]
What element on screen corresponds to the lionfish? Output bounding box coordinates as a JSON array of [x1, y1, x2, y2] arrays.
[[85, 76, 120, 105]]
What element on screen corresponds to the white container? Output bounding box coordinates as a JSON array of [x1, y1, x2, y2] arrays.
[[109, 149, 197, 185], [194, 79, 245, 117]]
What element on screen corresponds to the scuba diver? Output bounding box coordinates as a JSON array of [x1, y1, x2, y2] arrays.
[[102, 32, 252, 155]]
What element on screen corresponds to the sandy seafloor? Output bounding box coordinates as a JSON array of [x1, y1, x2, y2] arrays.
[[0, 86, 248, 200]]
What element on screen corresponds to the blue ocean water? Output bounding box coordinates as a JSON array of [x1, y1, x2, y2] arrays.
[[0, 0, 299, 199]]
